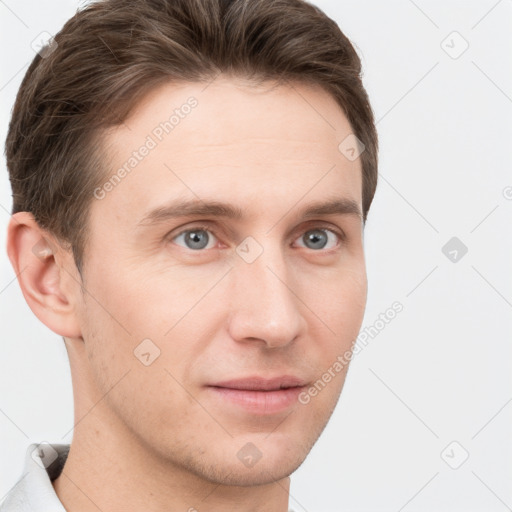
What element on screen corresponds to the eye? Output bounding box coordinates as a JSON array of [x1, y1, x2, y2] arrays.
[[171, 226, 218, 251], [169, 224, 344, 252], [294, 228, 342, 251]]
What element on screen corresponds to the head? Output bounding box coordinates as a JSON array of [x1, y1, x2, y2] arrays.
[[6, 0, 378, 487]]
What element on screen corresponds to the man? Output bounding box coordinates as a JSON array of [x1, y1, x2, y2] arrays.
[[2, 0, 378, 510]]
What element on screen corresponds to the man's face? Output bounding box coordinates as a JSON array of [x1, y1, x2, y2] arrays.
[[73, 76, 367, 485]]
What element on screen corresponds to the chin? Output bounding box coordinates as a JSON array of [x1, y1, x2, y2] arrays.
[[184, 439, 310, 487], [202, 455, 305, 487]]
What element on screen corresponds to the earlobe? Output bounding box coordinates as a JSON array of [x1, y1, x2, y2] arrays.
[[6, 212, 82, 338]]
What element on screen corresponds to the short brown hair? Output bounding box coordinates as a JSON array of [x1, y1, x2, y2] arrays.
[[5, 0, 378, 275]]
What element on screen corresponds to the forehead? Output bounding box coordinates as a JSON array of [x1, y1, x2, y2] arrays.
[[93, 77, 362, 228], [123, 76, 351, 137]]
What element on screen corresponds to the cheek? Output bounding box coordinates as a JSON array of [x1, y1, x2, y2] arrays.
[[77, 266, 156, 394], [341, 267, 368, 316], [313, 266, 367, 338], [96, 256, 219, 338], [302, 270, 366, 411], [82, 261, 165, 343], [79, 263, 214, 405]]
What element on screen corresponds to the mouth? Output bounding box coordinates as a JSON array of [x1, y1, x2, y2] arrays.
[[206, 375, 308, 414]]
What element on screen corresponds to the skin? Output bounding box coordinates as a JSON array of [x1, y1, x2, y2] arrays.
[[7, 75, 367, 512]]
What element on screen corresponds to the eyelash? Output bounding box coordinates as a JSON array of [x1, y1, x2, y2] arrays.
[[168, 223, 346, 252]]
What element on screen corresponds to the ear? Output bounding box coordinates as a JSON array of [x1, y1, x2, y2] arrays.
[[6, 212, 82, 339]]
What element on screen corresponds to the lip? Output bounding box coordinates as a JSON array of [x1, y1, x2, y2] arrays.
[[206, 375, 308, 415], [209, 375, 307, 391]]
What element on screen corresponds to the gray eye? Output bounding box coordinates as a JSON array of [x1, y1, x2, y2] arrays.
[[173, 229, 216, 250], [297, 229, 338, 250]]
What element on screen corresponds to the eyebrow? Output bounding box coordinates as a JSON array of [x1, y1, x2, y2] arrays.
[[136, 196, 362, 227]]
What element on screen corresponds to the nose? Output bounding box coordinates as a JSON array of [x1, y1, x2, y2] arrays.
[[226, 242, 306, 349]]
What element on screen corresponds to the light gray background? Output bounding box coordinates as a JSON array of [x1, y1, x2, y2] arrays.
[[1, 1, 511, 510]]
